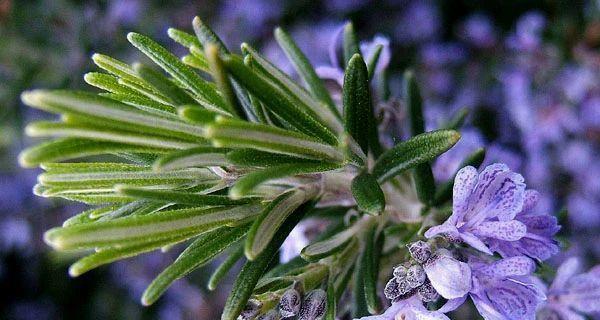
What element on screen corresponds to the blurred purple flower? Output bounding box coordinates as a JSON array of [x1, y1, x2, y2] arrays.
[[507, 11, 546, 52], [538, 257, 600, 319], [394, 1, 440, 44], [459, 13, 497, 49]]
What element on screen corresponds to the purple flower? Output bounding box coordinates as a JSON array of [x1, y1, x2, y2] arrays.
[[459, 13, 497, 48], [425, 163, 560, 260], [467, 256, 546, 320], [538, 257, 600, 319], [357, 295, 450, 320]]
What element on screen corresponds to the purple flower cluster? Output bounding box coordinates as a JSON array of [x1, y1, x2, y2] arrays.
[[368, 163, 566, 320], [425, 164, 560, 260]]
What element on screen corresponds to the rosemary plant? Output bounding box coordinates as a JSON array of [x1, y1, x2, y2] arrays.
[[21, 17, 488, 320]]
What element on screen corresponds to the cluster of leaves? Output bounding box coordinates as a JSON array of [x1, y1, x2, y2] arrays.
[[20, 17, 481, 319]]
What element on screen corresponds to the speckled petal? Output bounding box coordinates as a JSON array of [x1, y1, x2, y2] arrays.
[[452, 166, 478, 221], [487, 279, 541, 320], [477, 256, 535, 279], [472, 220, 527, 241]]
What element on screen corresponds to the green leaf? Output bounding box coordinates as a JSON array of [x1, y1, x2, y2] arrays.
[[178, 105, 222, 124], [241, 44, 343, 131], [205, 44, 246, 118], [154, 147, 230, 171], [21, 90, 206, 140], [91, 53, 149, 86], [245, 189, 312, 260], [68, 227, 202, 277], [133, 63, 196, 105], [363, 223, 383, 314], [301, 228, 356, 262], [101, 92, 178, 116], [43, 204, 261, 250], [372, 130, 461, 183], [192, 17, 228, 53], [206, 116, 344, 163], [208, 245, 244, 290], [226, 149, 318, 167], [117, 77, 173, 106], [39, 164, 216, 188], [182, 54, 210, 72], [167, 28, 202, 49], [343, 22, 360, 67], [221, 200, 313, 320], [433, 147, 486, 206], [25, 121, 198, 150], [127, 32, 229, 112], [84, 72, 143, 97], [366, 44, 383, 80], [325, 276, 337, 320], [116, 185, 257, 206], [221, 55, 338, 144], [274, 27, 337, 115], [230, 162, 339, 199], [353, 248, 370, 318], [404, 70, 436, 204], [444, 107, 470, 130], [351, 172, 385, 215], [19, 138, 166, 168], [141, 225, 248, 305], [343, 54, 377, 155]]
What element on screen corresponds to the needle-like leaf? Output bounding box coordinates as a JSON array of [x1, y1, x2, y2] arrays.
[[141, 225, 248, 305], [372, 130, 461, 183], [351, 172, 385, 215], [221, 200, 313, 320]]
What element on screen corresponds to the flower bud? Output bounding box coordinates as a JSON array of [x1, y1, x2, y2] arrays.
[[258, 310, 279, 320], [417, 281, 440, 302], [298, 289, 327, 320], [392, 265, 408, 279], [278, 288, 302, 318], [406, 264, 426, 288], [238, 299, 262, 320], [407, 240, 432, 264], [384, 278, 401, 300]]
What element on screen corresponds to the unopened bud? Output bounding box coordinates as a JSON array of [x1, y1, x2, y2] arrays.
[[298, 289, 327, 320], [417, 282, 439, 302], [238, 299, 262, 320], [406, 264, 426, 288], [392, 265, 408, 279], [258, 310, 279, 320], [278, 288, 301, 318], [384, 278, 401, 300], [407, 240, 432, 264]]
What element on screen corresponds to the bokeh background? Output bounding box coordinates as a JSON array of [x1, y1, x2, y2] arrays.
[[1, 0, 599, 319]]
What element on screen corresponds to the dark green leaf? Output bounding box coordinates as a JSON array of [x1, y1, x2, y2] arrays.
[[274, 27, 338, 115], [154, 146, 230, 171], [226, 149, 318, 167], [343, 22, 360, 67], [221, 55, 338, 144], [141, 226, 248, 305], [116, 185, 258, 206], [221, 200, 313, 320], [127, 32, 229, 112], [372, 130, 460, 183], [343, 54, 375, 154], [351, 172, 385, 215], [363, 223, 383, 314], [208, 245, 244, 290], [404, 70, 435, 203], [134, 63, 195, 105]]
